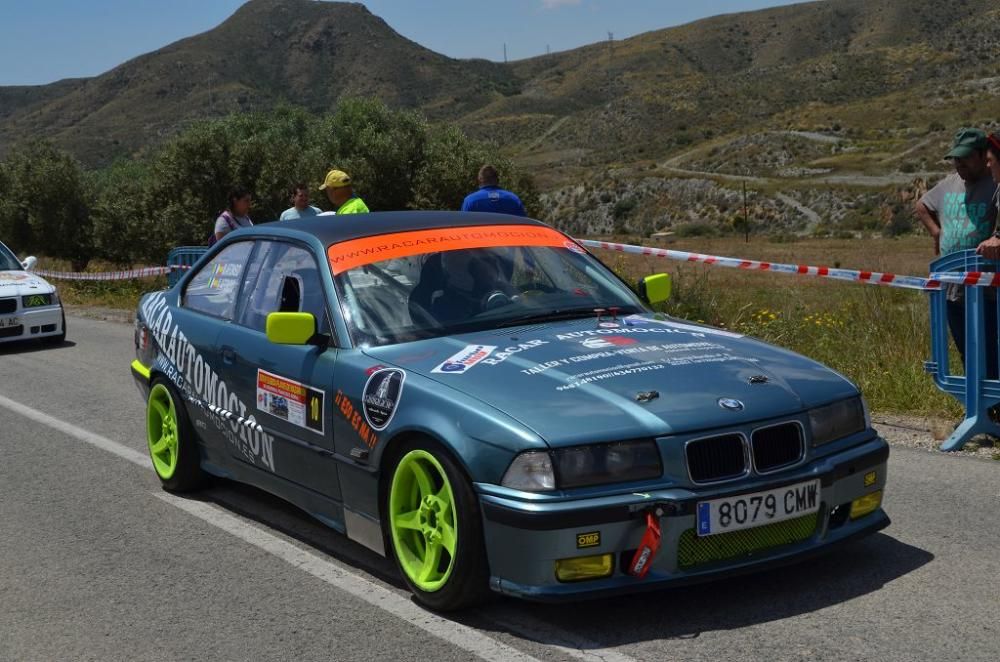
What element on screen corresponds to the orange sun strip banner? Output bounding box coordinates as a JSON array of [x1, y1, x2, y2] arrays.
[[327, 224, 573, 274]]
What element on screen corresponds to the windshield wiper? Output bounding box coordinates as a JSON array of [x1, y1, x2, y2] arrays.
[[497, 305, 640, 328]]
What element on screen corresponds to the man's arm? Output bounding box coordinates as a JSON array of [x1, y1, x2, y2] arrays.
[[915, 200, 941, 256]]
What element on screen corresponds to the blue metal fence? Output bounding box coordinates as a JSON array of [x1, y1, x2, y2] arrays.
[[165, 246, 209, 287], [925, 249, 1000, 451]]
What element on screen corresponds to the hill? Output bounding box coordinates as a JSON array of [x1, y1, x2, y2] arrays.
[[2, 0, 1000, 238], [0, 0, 517, 165]]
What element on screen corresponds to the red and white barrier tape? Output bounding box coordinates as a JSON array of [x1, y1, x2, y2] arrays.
[[33, 265, 183, 281], [578, 239, 944, 291], [929, 272, 1000, 288]]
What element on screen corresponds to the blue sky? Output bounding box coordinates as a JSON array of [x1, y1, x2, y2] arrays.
[[0, 0, 805, 86]]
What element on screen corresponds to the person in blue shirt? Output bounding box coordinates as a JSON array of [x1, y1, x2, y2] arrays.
[[461, 165, 527, 216], [279, 183, 322, 221]]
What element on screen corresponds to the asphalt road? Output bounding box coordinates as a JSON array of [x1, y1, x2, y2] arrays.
[[1, 315, 998, 662]]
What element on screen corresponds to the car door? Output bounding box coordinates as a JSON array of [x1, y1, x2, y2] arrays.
[[221, 239, 342, 500], [173, 240, 257, 464]]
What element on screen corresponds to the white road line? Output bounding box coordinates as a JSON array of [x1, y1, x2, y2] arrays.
[[0, 393, 542, 662], [0, 392, 642, 662]]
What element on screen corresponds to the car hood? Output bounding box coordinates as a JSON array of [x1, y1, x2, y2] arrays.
[[0, 270, 55, 296], [363, 314, 858, 447]]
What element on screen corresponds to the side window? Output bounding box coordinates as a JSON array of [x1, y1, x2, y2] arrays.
[[182, 241, 254, 319], [238, 243, 331, 334]]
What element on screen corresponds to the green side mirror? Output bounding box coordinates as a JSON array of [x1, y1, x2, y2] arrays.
[[638, 273, 672, 304], [266, 312, 317, 345]]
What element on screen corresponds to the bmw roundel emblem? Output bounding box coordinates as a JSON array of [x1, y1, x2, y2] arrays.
[[718, 398, 744, 411]]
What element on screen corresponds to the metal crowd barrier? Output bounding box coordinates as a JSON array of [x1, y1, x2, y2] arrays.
[[925, 249, 1000, 451], [165, 246, 209, 287]]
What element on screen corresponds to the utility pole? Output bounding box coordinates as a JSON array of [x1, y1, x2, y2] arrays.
[[546, 44, 550, 56], [503, 43, 507, 64], [742, 174, 751, 243]]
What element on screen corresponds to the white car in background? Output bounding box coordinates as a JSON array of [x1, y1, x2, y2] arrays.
[[0, 241, 66, 345]]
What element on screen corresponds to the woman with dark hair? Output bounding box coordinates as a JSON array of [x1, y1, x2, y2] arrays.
[[211, 187, 254, 245]]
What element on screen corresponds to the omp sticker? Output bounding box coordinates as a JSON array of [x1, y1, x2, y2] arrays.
[[334, 390, 379, 448], [139, 292, 275, 472], [576, 532, 601, 548], [864, 471, 877, 487], [208, 262, 242, 290], [327, 225, 567, 274], [431, 345, 497, 374], [362, 368, 405, 431], [256, 369, 325, 434]]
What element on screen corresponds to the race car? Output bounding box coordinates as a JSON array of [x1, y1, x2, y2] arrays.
[[0, 240, 66, 345], [130, 212, 889, 611]]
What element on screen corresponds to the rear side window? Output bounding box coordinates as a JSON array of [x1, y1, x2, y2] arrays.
[[182, 241, 253, 319]]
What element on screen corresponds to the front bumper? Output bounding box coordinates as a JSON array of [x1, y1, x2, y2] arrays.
[[0, 305, 64, 343], [478, 436, 890, 601]]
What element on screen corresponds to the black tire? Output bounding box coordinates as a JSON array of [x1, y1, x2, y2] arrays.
[[146, 376, 207, 492], [384, 438, 492, 611], [41, 309, 66, 345]]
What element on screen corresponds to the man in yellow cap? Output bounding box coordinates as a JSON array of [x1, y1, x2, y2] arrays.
[[319, 169, 370, 215]]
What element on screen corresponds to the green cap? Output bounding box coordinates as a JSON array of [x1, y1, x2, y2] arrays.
[[945, 128, 987, 159]]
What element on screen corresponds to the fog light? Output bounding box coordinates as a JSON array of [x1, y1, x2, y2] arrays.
[[554, 553, 614, 582], [849, 490, 882, 520]]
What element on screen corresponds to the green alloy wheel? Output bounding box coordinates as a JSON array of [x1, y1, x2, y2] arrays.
[[146, 378, 205, 492], [387, 442, 491, 611]]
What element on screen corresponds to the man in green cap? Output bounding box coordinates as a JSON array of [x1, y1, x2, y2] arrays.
[[319, 169, 370, 215], [916, 128, 999, 375]]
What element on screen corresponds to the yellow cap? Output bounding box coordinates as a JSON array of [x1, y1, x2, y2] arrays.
[[320, 169, 352, 190]]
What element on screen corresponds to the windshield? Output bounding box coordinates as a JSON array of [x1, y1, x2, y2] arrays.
[[330, 225, 645, 347], [0, 243, 22, 271]]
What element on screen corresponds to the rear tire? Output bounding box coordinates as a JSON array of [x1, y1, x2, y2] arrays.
[[385, 439, 492, 611], [146, 377, 206, 492]]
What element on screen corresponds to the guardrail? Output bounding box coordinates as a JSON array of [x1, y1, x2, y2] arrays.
[[924, 249, 1000, 451]]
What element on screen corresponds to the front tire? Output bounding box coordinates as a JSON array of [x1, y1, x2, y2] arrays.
[[41, 309, 66, 345], [386, 440, 491, 611], [146, 378, 206, 492]]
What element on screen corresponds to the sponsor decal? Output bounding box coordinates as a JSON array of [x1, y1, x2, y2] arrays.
[[365, 364, 388, 376], [256, 369, 325, 434], [580, 335, 637, 349], [563, 240, 586, 255], [327, 224, 568, 274], [623, 314, 742, 338], [334, 390, 379, 448], [597, 321, 620, 329], [576, 531, 601, 549], [518, 342, 724, 376], [208, 262, 242, 290], [480, 339, 549, 366], [864, 471, 877, 487], [0, 273, 29, 281], [139, 292, 275, 472], [431, 344, 497, 374], [556, 362, 667, 391], [362, 368, 405, 431]]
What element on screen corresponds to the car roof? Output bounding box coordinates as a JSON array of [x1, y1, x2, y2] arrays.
[[241, 211, 551, 246]]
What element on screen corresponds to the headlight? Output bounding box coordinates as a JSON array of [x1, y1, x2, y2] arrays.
[[502, 440, 662, 492], [501, 451, 555, 491], [22, 293, 54, 308], [809, 397, 868, 446]]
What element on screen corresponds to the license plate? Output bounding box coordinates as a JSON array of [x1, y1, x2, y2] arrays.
[[0, 316, 21, 329], [696, 478, 820, 536]]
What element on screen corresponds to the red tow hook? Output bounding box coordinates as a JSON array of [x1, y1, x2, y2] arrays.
[[628, 509, 663, 578]]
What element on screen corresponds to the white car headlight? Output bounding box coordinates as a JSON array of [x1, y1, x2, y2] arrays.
[[501, 451, 555, 491], [809, 397, 868, 447]]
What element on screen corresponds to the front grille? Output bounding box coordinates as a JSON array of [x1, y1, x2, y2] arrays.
[[0, 325, 24, 339], [677, 512, 819, 568], [751, 423, 804, 473], [686, 434, 747, 483], [0, 298, 16, 314]]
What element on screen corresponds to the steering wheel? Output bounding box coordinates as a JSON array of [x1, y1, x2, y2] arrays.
[[517, 281, 556, 298], [481, 290, 512, 311]]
